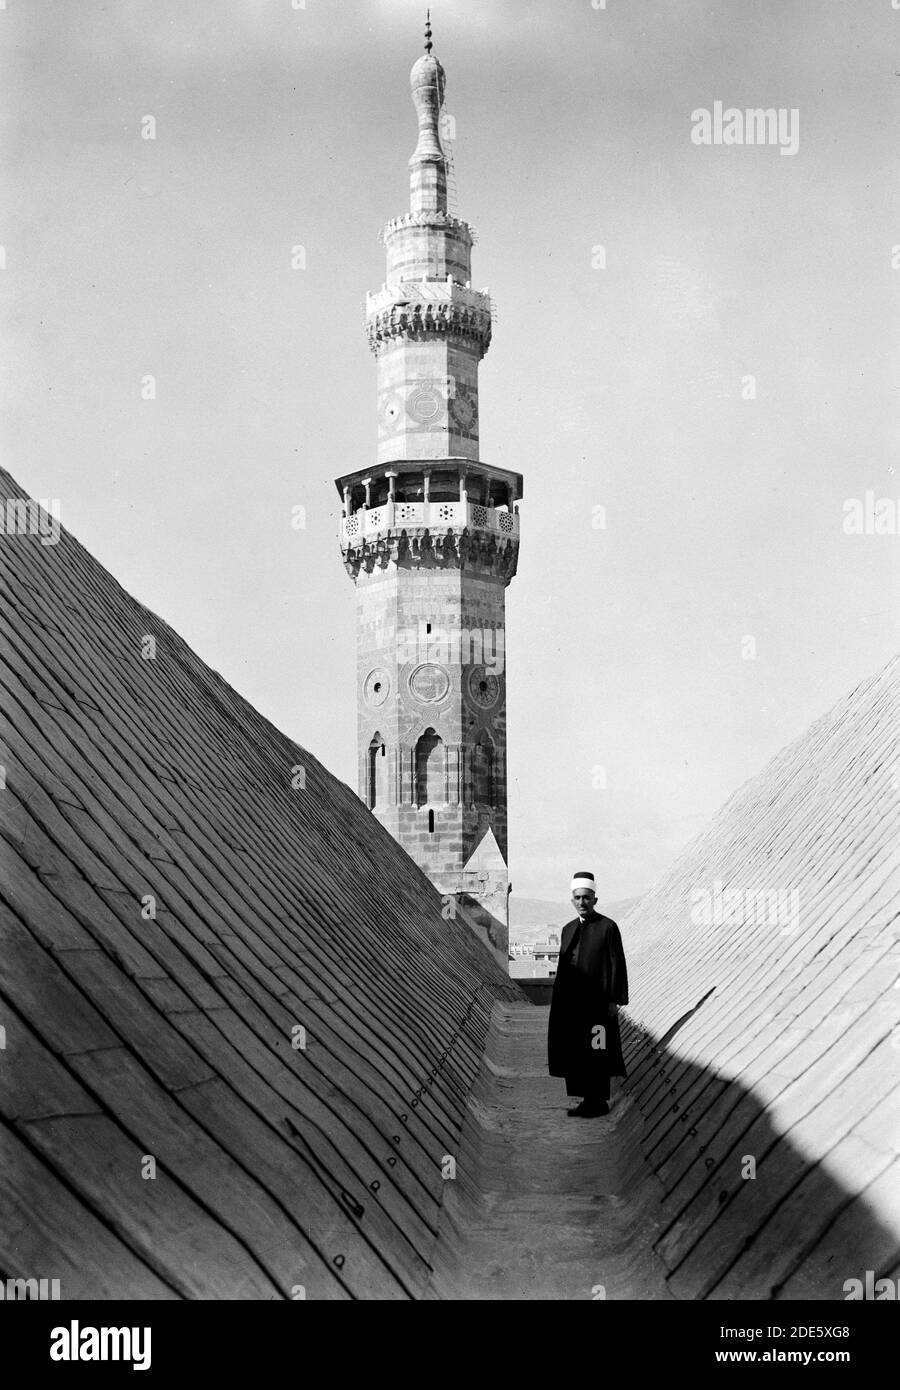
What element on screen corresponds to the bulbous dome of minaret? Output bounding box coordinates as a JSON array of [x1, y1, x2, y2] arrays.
[[411, 10, 445, 109], [410, 50, 445, 97]]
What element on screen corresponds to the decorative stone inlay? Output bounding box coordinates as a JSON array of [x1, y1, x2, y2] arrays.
[[395, 503, 424, 523], [409, 663, 450, 703], [364, 669, 391, 707], [381, 394, 404, 429], [467, 666, 500, 709], [450, 394, 476, 430], [407, 385, 444, 424]]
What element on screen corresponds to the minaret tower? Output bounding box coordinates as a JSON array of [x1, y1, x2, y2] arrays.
[[335, 15, 522, 968]]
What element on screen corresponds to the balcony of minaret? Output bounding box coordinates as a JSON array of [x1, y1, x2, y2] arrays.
[[377, 211, 476, 288], [365, 277, 492, 359], [336, 461, 522, 579]]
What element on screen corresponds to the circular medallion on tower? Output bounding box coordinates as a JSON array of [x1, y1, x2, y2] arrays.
[[467, 666, 500, 709], [407, 385, 444, 425], [450, 394, 476, 431], [409, 663, 450, 703], [380, 394, 404, 432], [363, 669, 391, 708]]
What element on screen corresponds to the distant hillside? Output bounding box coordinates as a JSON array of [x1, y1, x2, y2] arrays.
[[509, 895, 640, 941]]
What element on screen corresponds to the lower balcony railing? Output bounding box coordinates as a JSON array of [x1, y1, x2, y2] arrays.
[[341, 500, 518, 544]]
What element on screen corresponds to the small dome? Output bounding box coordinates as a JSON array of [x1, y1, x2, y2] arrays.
[[410, 52, 445, 92]]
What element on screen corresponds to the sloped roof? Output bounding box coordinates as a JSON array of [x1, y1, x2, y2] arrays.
[[0, 469, 521, 1300], [620, 653, 900, 1299]]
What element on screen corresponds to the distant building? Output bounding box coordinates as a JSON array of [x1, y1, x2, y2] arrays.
[[508, 928, 560, 978]]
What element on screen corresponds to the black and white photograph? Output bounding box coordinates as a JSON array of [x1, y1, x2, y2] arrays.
[[1, 0, 898, 1352]]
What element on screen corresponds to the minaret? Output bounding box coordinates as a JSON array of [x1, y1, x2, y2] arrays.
[[335, 16, 522, 969]]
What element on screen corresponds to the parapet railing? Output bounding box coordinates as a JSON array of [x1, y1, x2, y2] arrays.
[[340, 500, 519, 544]]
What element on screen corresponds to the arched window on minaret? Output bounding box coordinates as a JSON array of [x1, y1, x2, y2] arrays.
[[415, 728, 444, 806], [367, 733, 387, 809], [472, 735, 494, 806]]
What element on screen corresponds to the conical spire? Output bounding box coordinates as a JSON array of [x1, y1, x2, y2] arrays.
[[409, 13, 447, 214]]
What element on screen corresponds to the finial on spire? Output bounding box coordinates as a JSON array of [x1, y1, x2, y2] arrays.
[[424, 9, 433, 54]]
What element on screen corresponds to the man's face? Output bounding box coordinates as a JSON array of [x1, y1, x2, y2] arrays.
[[572, 889, 596, 918]]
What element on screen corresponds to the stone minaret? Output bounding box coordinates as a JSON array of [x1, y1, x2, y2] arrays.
[[336, 15, 522, 969]]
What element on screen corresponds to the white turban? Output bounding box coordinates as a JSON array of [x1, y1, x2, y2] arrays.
[[571, 871, 597, 895]]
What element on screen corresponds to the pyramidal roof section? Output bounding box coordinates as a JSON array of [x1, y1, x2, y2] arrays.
[[0, 468, 520, 1300], [462, 826, 507, 875], [619, 650, 900, 1299]]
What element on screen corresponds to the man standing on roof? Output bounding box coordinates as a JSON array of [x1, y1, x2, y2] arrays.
[[547, 870, 629, 1118]]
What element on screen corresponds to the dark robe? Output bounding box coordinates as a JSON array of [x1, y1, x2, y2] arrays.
[[547, 912, 629, 1097]]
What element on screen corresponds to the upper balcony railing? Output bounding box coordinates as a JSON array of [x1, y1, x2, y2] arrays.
[[365, 279, 490, 318], [340, 499, 519, 546]]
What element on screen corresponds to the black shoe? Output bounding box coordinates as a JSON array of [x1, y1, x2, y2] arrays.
[[577, 1101, 610, 1118], [567, 1102, 587, 1116]]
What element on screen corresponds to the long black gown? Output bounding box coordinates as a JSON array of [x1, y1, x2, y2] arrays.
[[547, 911, 629, 1098]]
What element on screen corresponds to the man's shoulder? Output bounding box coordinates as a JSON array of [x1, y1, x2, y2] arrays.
[[593, 913, 622, 942], [560, 912, 620, 937], [562, 913, 619, 927]]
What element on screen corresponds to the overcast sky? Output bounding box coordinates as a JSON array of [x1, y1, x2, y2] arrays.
[[3, 0, 898, 906]]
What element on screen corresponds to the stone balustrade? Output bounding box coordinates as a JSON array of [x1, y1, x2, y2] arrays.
[[340, 499, 519, 546], [365, 280, 490, 317]]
